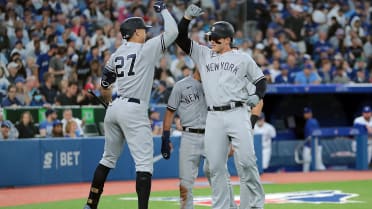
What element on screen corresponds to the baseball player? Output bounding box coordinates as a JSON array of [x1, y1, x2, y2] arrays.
[[161, 69, 237, 209], [253, 112, 276, 170], [83, 1, 178, 209], [174, 4, 266, 209]]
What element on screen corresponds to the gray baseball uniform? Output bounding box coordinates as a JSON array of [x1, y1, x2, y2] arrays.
[[167, 75, 237, 209], [189, 43, 265, 209], [99, 9, 178, 174]]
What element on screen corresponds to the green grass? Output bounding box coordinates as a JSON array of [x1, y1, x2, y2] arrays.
[[2, 180, 372, 209]]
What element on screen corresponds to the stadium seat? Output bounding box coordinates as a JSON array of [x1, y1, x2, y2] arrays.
[[83, 123, 100, 137]]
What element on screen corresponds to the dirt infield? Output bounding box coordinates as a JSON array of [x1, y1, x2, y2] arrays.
[[1, 170, 372, 207]]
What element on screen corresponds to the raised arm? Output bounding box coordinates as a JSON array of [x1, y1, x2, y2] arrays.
[[175, 4, 204, 54], [153, 0, 179, 48]]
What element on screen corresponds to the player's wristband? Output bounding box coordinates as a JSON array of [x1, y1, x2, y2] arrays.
[[162, 130, 170, 140]]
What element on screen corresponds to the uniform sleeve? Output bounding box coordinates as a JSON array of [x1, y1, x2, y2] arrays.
[[144, 9, 178, 56], [101, 54, 116, 88], [189, 40, 210, 71], [245, 55, 265, 83], [167, 83, 182, 111]]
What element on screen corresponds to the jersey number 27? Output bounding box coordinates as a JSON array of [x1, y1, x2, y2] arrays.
[[115, 54, 136, 77]]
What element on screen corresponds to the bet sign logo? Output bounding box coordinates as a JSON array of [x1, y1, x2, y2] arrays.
[[43, 151, 80, 169]]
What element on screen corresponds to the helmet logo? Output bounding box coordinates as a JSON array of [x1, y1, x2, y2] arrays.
[[211, 26, 215, 32]]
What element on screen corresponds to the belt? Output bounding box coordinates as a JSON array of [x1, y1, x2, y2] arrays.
[[118, 96, 140, 104], [208, 101, 244, 111], [182, 127, 205, 134]]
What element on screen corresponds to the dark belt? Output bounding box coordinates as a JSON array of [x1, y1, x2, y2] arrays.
[[118, 96, 140, 104], [182, 127, 205, 134], [207, 101, 244, 111]]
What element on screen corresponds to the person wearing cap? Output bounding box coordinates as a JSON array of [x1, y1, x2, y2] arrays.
[[353, 105, 372, 165], [6, 62, 19, 84], [52, 120, 64, 137], [1, 84, 23, 107], [36, 43, 58, 84], [253, 112, 276, 170], [149, 107, 162, 136], [0, 107, 19, 139], [0, 120, 18, 140], [150, 79, 170, 104], [302, 107, 326, 172], [15, 111, 37, 139], [275, 63, 292, 84], [39, 109, 58, 137], [294, 63, 321, 84]]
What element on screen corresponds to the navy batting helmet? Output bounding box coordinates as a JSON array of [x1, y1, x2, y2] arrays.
[[206, 21, 235, 41], [120, 17, 152, 39]]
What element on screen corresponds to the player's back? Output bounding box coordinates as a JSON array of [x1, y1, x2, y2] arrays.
[[112, 41, 156, 103]]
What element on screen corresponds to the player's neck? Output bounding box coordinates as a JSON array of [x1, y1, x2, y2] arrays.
[[218, 47, 232, 54]]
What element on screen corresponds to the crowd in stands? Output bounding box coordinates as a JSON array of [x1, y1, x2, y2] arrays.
[[0, 0, 372, 139]]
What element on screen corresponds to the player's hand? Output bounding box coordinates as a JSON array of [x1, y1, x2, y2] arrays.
[[161, 130, 171, 159], [153, 0, 166, 13], [245, 94, 260, 107], [185, 4, 204, 20]]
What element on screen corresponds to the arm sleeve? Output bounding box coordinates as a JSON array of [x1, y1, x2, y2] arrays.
[[175, 17, 192, 54], [160, 9, 179, 48], [254, 77, 267, 99], [101, 56, 116, 89], [167, 83, 182, 111]]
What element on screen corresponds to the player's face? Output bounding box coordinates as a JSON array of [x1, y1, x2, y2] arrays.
[[135, 29, 146, 43], [209, 36, 230, 53]]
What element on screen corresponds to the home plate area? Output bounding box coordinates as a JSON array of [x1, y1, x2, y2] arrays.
[[119, 190, 360, 205]]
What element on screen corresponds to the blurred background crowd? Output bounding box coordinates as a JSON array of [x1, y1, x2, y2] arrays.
[[0, 0, 372, 139]]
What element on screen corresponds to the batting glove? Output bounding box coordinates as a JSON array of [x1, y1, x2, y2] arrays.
[[245, 94, 260, 107], [185, 4, 204, 19], [161, 130, 171, 160], [153, 0, 166, 13]]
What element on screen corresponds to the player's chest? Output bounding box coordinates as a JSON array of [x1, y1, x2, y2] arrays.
[[180, 84, 204, 105], [204, 57, 244, 77]]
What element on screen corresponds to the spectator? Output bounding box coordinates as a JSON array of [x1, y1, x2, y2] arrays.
[[36, 44, 58, 84], [52, 119, 64, 138], [14, 76, 29, 105], [353, 105, 372, 166], [150, 80, 170, 104], [149, 107, 162, 136], [0, 120, 17, 140], [55, 81, 82, 105], [294, 64, 321, 84], [39, 109, 58, 137], [2, 84, 23, 107], [15, 111, 37, 139], [6, 61, 19, 84], [332, 66, 350, 84], [275, 64, 292, 84], [302, 107, 326, 172], [39, 72, 58, 105], [253, 112, 276, 170], [0, 107, 18, 139], [0, 64, 10, 100], [64, 120, 82, 138], [48, 46, 66, 87], [61, 108, 85, 136]]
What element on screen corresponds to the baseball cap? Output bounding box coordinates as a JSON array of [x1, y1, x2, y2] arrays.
[[1, 120, 11, 128], [53, 120, 63, 127], [304, 64, 312, 69], [363, 106, 371, 113], [45, 109, 56, 117], [304, 107, 312, 113], [263, 69, 270, 75], [7, 62, 19, 69], [15, 76, 26, 84]]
